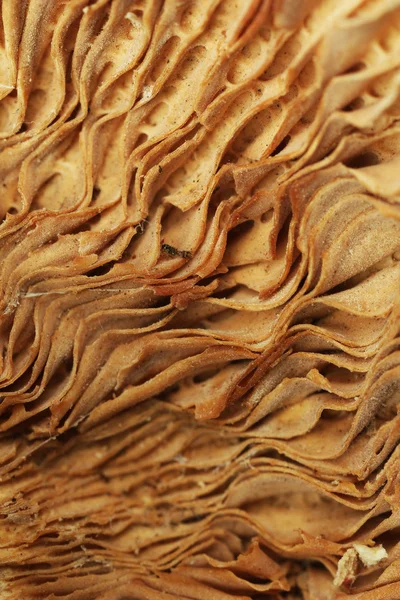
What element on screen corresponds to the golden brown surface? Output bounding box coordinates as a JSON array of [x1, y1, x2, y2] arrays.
[[0, 0, 400, 598]]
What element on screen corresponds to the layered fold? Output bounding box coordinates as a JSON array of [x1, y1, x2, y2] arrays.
[[0, 0, 400, 598]]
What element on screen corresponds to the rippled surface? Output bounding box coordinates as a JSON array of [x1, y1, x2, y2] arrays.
[[0, 1, 400, 598]]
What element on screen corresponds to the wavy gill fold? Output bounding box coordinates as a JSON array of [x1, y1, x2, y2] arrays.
[[0, 1, 400, 598]]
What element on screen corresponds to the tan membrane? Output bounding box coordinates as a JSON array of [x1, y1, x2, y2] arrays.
[[0, 0, 400, 598]]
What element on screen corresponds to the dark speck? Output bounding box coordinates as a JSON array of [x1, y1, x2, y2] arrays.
[[161, 244, 192, 259]]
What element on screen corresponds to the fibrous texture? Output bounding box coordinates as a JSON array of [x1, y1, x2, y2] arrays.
[[0, 0, 400, 598]]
